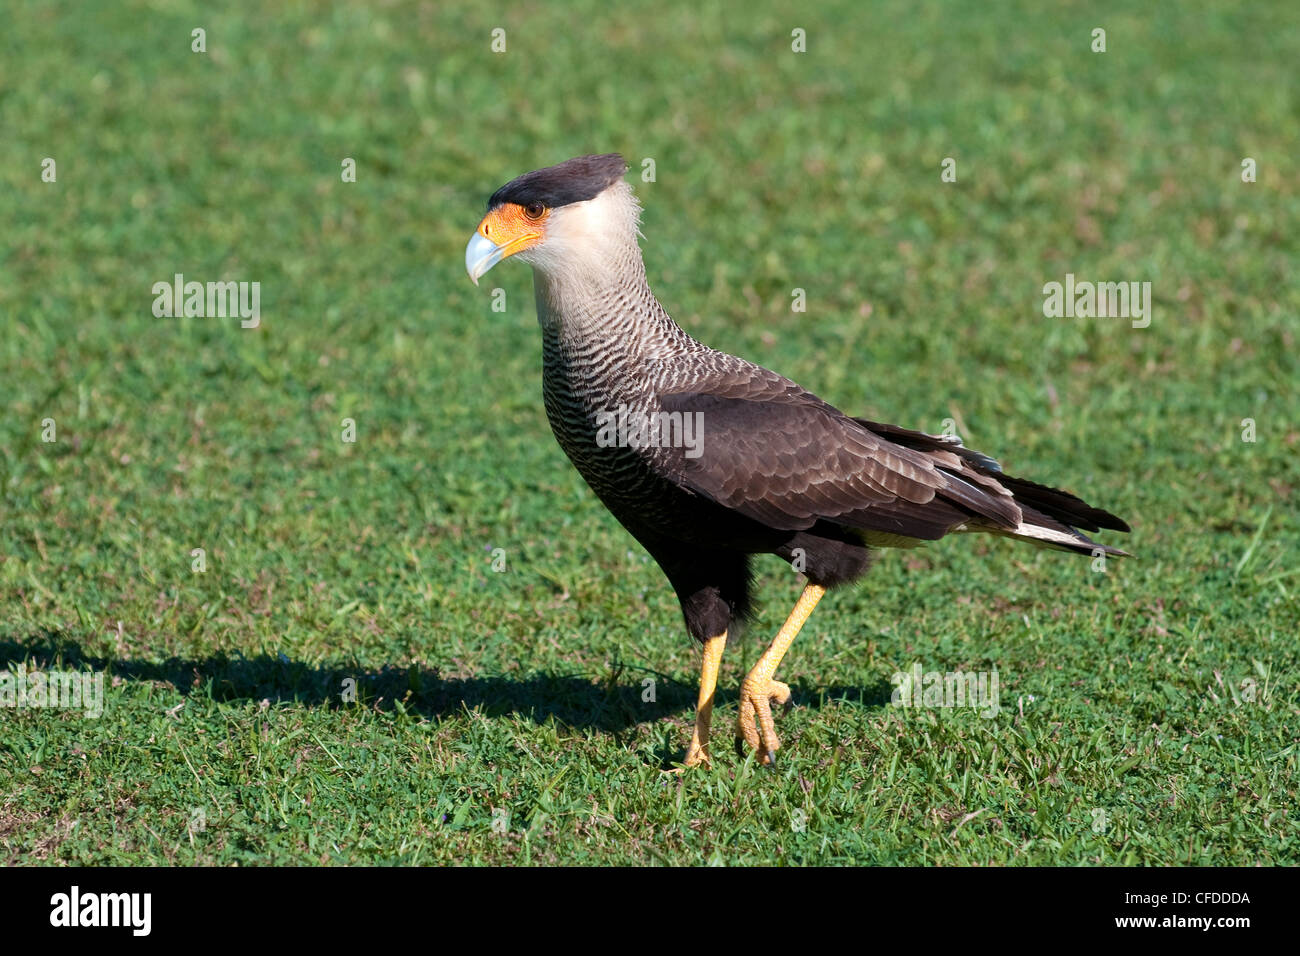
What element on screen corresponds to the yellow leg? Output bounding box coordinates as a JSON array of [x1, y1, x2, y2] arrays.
[[736, 583, 826, 764], [679, 631, 727, 769]]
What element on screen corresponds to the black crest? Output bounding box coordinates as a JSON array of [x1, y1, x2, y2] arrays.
[[488, 154, 628, 210]]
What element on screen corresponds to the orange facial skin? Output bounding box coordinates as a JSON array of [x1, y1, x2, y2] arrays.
[[475, 202, 549, 259]]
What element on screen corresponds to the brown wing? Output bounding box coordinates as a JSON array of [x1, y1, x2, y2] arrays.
[[652, 370, 1022, 540]]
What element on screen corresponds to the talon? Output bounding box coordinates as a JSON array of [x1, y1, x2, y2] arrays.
[[681, 743, 712, 769], [730, 585, 825, 764], [736, 674, 788, 762]]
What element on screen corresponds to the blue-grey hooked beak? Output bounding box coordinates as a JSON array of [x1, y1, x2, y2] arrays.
[[465, 232, 506, 286]]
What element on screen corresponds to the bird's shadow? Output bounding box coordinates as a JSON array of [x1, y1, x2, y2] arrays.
[[1, 630, 895, 738]]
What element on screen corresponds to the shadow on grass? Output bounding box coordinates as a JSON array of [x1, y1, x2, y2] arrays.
[[0, 631, 894, 737]]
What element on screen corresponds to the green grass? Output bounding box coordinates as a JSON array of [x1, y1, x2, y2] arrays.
[[2, 0, 1297, 865]]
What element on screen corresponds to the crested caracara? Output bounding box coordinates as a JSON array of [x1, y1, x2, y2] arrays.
[[466, 154, 1130, 767]]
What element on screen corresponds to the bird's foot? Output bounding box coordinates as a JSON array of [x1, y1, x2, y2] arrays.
[[670, 733, 712, 770], [735, 675, 792, 765]]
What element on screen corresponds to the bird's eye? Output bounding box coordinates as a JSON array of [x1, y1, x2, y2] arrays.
[[523, 202, 546, 220]]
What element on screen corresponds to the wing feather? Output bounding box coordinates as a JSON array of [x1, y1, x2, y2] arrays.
[[651, 370, 1021, 538]]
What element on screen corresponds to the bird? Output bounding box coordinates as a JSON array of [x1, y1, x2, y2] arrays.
[[465, 153, 1130, 768]]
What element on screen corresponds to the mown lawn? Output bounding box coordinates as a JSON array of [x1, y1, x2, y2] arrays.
[[1, 0, 1297, 865]]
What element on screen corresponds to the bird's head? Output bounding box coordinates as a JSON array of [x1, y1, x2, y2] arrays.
[[465, 153, 638, 285]]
